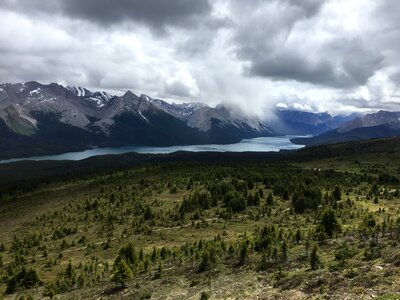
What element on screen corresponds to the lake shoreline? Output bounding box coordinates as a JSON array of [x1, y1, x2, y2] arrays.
[[0, 135, 309, 165]]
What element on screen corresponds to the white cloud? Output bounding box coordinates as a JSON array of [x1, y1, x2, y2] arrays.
[[0, 11, 76, 54], [276, 103, 288, 109], [293, 103, 313, 111], [0, 0, 400, 115], [164, 68, 200, 98]]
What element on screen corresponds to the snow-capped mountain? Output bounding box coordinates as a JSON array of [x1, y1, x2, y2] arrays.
[[66, 86, 115, 108], [0, 81, 277, 159], [150, 98, 206, 121], [66, 86, 91, 97], [151, 99, 273, 140], [0, 82, 212, 158], [186, 104, 274, 142], [0, 81, 364, 159]]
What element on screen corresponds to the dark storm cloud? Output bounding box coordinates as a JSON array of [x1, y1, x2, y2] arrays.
[[391, 72, 400, 86], [1, 0, 212, 32], [175, 16, 233, 57], [230, 0, 386, 89], [285, 0, 324, 17], [229, 0, 324, 16], [246, 38, 384, 88]]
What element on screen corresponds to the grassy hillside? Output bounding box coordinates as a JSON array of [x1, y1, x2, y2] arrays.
[[0, 138, 400, 299]]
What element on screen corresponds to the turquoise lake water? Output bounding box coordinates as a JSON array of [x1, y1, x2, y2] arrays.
[[0, 135, 307, 164]]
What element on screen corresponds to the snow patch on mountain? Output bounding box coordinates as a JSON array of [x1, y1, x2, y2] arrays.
[[88, 97, 105, 108], [150, 98, 206, 121], [67, 86, 91, 97], [29, 88, 41, 96], [138, 110, 149, 123]]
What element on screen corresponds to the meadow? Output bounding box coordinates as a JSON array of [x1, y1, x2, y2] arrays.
[[1, 140, 400, 299]]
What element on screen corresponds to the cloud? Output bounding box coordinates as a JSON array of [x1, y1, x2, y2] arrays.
[[0, 0, 213, 33], [230, 0, 384, 88], [245, 38, 383, 88], [293, 103, 313, 111], [0, 12, 76, 55], [0, 0, 400, 115], [164, 69, 200, 98], [276, 103, 288, 109]]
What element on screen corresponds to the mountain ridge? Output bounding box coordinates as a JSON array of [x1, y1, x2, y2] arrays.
[[0, 81, 361, 159], [292, 110, 400, 146]]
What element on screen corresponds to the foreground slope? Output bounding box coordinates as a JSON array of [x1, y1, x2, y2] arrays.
[[0, 138, 400, 299]]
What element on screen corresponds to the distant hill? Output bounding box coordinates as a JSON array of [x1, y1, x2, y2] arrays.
[[271, 110, 360, 135], [292, 110, 400, 146], [291, 135, 400, 162]]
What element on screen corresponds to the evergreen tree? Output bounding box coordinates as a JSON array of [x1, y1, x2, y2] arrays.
[[310, 245, 321, 270], [154, 261, 163, 279], [333, 186, 342, 201], [77, 274, 85, 288], [305, 235, 310, 258], [266, 193, 274, 206], [253, 192, 261, 206], [111, 257, 133, 287], [198, 251, 211, 272], [200, 291, 210, 300], [320, 209, 341, 238], [371, 183, 379, 195], [119, 243, 137, 268], [151, 246, 158, 262], [238, 241, 248, 266], [64, 261, 76, 287], [281, 240, 288, 262], [143, 206, 154, 221], [5, 276, 17, 294], [292, 187, 322, 213], [6, 267, 41, 294], [282, 189, 290, 201], [258, 252, 268, 271], [258, 188, 264, 198], [295, 229, 302, 244]]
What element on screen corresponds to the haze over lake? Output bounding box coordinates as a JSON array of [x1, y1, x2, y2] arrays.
[[0, 135, 306, 164]]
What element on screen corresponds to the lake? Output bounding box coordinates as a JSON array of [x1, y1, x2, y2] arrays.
[[0, 135, 307, 164]]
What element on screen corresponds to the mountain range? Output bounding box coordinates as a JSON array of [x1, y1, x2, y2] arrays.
[[292, 110, 400, 146], [0, 81, 386, 159]]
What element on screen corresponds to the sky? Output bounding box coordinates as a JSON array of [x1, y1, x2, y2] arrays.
[[1, 0, 400, 116]]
